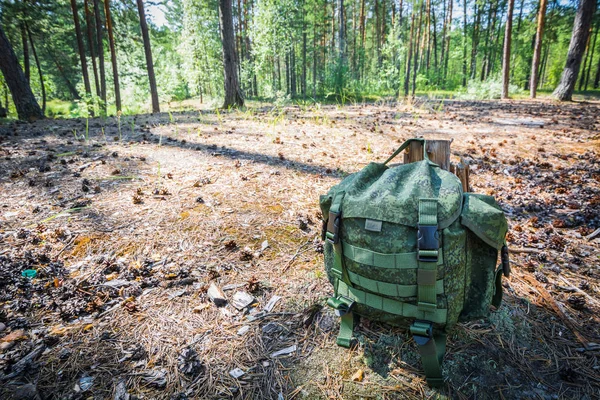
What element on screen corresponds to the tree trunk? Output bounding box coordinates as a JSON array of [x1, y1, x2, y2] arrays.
[[404, 13, 415, 97], [530, 0, 548, 98], [553, 0, 597, 101], [578, 27, 592, 91], [136, 0, 160, 113], [71, 0, 92, 95], [594, 52, 600, 88], [583, 19, 598, 90], [20, 23, 30, 82], [84, 0, 101, 98], [104, 0, 121, 111], [26, 24, 46, 114], [302, 17, 307, 97], [93, 0, 107, 112], [462, 0, 468, 86], [337, 0, 345, 91], [413, 2, 424, 96], [470, 1, 481, 79], [501, 0, 515, 99], [443, 0, 453, 83], [313, 20, 317, 97], [219, 0, 244, 108], [0, 25, 43, 121]]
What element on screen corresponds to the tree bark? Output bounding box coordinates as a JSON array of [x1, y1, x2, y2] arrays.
[[104, 0, 121, 111], [84, 0, 100, 98], [93, 0, 107, 112], [553, 0, 597, 101], [501, 0, 515, 99], [20, 23, 30, 82], [470, 1, 481, 79], [219, 0, 244, 108], [136, 0, 160, 113], [26, 24, 46, 114], [404, 13, 415, 97], [530, 0, 547, 98], [583, 20, 598, 90], [443, 0, 452, 83], [0, 25, 43, 121], [462, 0, 468, 86], [71, 0, 92, 95]]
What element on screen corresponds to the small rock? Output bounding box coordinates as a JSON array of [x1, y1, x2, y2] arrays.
[[0, 322, 5, 332], [263, 295, 282, 312], [261, 240, 269, 251], [207, 283, 227, 307], [229, 368, 245, 378], [270, 345, 296, 358], [232, 291, 255, 310], [237, 325, 250, 336]]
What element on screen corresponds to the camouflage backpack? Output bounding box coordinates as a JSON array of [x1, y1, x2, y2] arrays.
[[320, 138, 510, 387]]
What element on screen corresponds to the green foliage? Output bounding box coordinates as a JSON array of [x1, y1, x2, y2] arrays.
[[458, 76, 523, 100]]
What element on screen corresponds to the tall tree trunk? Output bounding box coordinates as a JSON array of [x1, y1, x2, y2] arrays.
[[413, 1, 424, 95], [594, 50, 600, 88], [501, 0, 515, 99], [462, 0, 468, 86], [0, 25, 43, 121], [432, 4, 438, 73], [375, 0, 381, 66], [71, 0, 92, 95], [20, 23, 30, 82], [440, 0, 447, 75], [93, 0, 107, 112], [583, 19, 598, 90], [578, 26, 592, 91], [84, 0, 100, 98], [337, 0, 345, 91], [219, 0, 244, 108], [313, 19, 317, 97], [404, 13, 415, 96], [359, 0, 365, 80], [136, 0, 160, 113], [104, 0, 121, 111], [553, 0, 597, 101], [26, 24, 46, 114], [470, 1, 481, 79], [443, 0, 453, 83], [303, 21, 307, 98]]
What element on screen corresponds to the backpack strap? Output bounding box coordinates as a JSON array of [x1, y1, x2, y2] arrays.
[[325, 192, 352, 287], [417, 199, 440, 312], [410, 321, 446, 387], [327, 296, 355, 347]]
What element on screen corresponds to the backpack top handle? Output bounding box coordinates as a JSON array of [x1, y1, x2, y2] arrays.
[[383, 138, 431, 166]]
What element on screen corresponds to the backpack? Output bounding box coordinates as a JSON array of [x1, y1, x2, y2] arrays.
[[320, 138, 510, 387]]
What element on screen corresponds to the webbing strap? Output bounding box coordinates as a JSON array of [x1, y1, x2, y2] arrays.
[[326, 193, 351, 286], [346, 269, 444, 298], [342, 241, 444, 269], [410, 321, 446, 387], [337, 312, 354, 347], [417, 199, 439, 311], [492, 266, 503, 308], [336, 280, 447, 323]]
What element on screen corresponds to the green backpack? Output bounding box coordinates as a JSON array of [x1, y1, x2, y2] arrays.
[[320, 138, 510, 387]]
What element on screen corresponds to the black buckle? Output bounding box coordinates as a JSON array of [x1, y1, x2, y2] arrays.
[[417, 225, 439, 262], [501, 245, 510, 277], [326, 212, 341, 244], [411, 320, 433, 346]]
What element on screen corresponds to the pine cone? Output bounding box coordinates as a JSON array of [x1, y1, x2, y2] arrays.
[[567, 295, 586, 311], [177, 347, 203, 376]]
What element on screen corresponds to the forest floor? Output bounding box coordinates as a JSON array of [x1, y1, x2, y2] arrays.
[[0, 98, 599, 400]]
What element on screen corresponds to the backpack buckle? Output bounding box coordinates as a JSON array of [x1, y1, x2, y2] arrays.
[[325, 212, 341, 244], [327, 296, 355, 317], [410, 320, 433, 345], [417, 225, 439, 262]]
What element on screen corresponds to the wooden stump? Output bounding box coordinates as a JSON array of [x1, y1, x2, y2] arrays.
[[403, 140, 451, 171], [403, 139, 470, 192]]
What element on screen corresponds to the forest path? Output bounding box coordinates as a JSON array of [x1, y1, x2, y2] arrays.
[[0, 99, 599, 399]]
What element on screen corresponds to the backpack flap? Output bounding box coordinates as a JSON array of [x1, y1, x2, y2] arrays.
[[460, 194, 508, 250]]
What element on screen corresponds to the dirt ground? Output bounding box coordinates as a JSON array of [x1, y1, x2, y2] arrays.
[[0, 98, 599, 400]]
